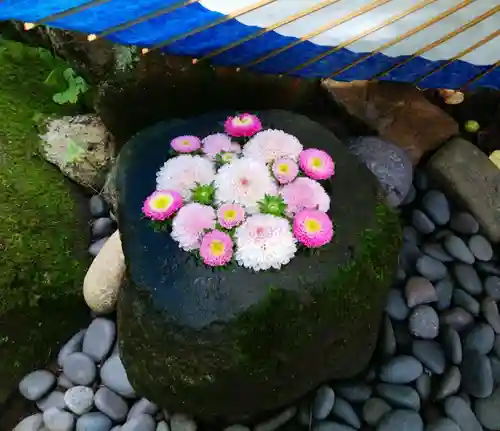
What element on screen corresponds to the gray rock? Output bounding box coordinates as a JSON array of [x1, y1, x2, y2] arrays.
[[476, 261, 500, 276], [444, 236, 475, 265], [128, 398, 159, 420], [412, 340, 446, 374], [82, 318, 116, 362], [43, 408, 74, 431], [89, 237, 109, 257], [412, 210, 436, 235], [405, 277, 438, 308], [495, 334, 500, 357], [313, 385, 336, 419], [457, 392, 472, 407], [482, 297, 500, 333], [380, 316, 396, 358], [414, 171, 428, 191], [425, 418, 461, 431], [92, 217, 115, 238], [377, 384, 421, 410], [400, 243, 422, 273], [386, 289, 410, 320], [452, 289, 480, 316], [449, 212, 479, 235], [416, 256, 448, 281], [489, 355, 500, 384], [422, 190, 450, 225], [254, 407, 296, 431], [435, 279, 454, 311], [297, 402, 311, 427], [122, 415, 156, 431], [402, 185, 417, 205], [416, 373, 432, 401], [13, 414, 44, 431], [453, 264, 482, 295], [409, 305, 439, 339], [56, 374, 74, 390], [443, 396, 482, 431], [468, 235, 493, 262], [335, 383, 372, 403], [64, 386, 94, 415], [95, 387, 129, 422], [100, 354, 136, 398], [474, 387, 500, 430], [435, 366, 461, 400], [362, 398, 392, 427], [19, 370, 56, 401], [441, 327, 463, 365], [111, 427, 123, 431], [394, 322, 413, 350], [461, 349, 493, 398], [36, 390, 66, 412], [422, 243, 454, 263], [62, 353, 96, 386], [403, 227, 421, 245], [332, 397, 361, 429], [433, 229, 454, 241], [464, 323, 495, 354], [57, 329, 86, 367], [440, 308, 474, 332], [314, 423, 357, 431], [379, 356, 423, 384], [377, 409, 423, 431], [90, 195, 109, 218], [485, 276, 500, 300], [76, 412, 112, 431], [157, 422, 170, 431]]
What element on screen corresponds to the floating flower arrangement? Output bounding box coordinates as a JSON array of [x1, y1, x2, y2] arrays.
[[142, 113, 335, 272]]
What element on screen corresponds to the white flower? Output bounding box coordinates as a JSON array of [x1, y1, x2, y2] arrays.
[[235, 214, 297, 271], [171, 203, 216, 251], [214, 157, 278, 213], [156, 155, 215, 200], [243, 129, 303, 163]]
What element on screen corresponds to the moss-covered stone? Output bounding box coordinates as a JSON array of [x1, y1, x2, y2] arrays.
[[0, 40, 89, 403], [116, 110, 401, 422]]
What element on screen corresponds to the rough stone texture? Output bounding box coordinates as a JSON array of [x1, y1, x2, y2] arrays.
[[116, 111, 401, 421], [427, 137, 500, 242]]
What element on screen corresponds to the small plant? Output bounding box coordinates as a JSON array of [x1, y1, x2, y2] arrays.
[[44, 67, 89, 105]]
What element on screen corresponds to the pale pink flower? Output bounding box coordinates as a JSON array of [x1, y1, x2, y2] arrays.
[[170, 135, 201, 153], [272, 157, 299, 184], [280, 177, 330, 216], [171, 203, 216, 251], [224, 113, 262, 137], [202, 133, 233, 158], [244, 129, 303, 163], [299, 148, 335, 180], [293, 209, 333, 248], [142, 190, 182, 221], [199, 230, 233, 266], [217, 203, 245, 229]]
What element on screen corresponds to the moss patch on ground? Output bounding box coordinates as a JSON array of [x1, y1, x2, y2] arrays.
[[0, 39, 89, 402]]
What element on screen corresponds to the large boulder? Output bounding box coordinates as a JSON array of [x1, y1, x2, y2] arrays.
[[116, 110, 401, 421]]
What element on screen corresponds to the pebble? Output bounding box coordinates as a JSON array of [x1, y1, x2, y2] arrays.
[[443, 396, 482, 431], [94, 386, 129, 422], [43, 408, 74, 431], [379, 356, 423, 384], [490, 355, 500, 384], [461, 349, 493, 398], [412, 210, 435, 235], [400, 243, 422, 272], [495, 334, 500, 357], [36, 390, 66, 412], [435, 366, 461, 400], [57, 329, 86, 367], [403, 227, 420, 245], [474, 387, 500, 430], [464, 323, 495, 354], [254, 407, 296, 431], [157, 422, 170, 431], [377, 384, 420, 410], [485, 276, 500, 300], [362, 398, 392, 427], [380, 316, 396, 358], [449, 212, 479, 235], [444, 236, 475, 264], [416, 373, 432, 401], [433, 229, 454, 241], [452, 289, 480, 316], [314, 423, 356, 431], [440, 308, 474, 332], [19, 370, 56, 401], [405, 277, 438, 308], [89, 195, 109, 218], [57, 374, 74, 390], [335, 383, 372, 403], [331, 397, 361, 429], [457, 392, 471, 407], [128, 398, 159, 420], [89, 237, 109, 257], [482, 297, 500, 333], [441, 327, 463, 365], [62, 353, 96, 386], [100, 354, 136, 398], [394, 322, 413, 350], [92, 217, 115, 238], [468, 235, 493, 261], [64, 386, 94, 415], [122, 414, 157, 431], [224, 426, 250, 431], [425, 418, 461, 431], [422, 243, 454, 263], [409, 305, 439, 339], [386, 289, 410, 320], [313, 385, 336, 419], [476, 261, 500, 276], [402, 185, 417, 205], [453, 264, 482, 295], [377, 409, 423, 431], [412, 340, 446, 375], [416, 256, 448, 281], [435, 279, 454, 311], [76, 412, 112, 431], [13, 414, 43, 431], [414, 171, 428, 191], [82, 318, 116, 362], [422, 190, 450, 225]]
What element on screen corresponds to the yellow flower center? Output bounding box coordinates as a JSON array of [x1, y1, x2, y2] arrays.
[[210, 240, 225, 256], [224, 209, 237, 220], [311, 157, 322, 168], [182, 140, 191, 146], [234, 116, 250, 126], [278, 163, 289, 173], [304, 218, 321, 233], [151, 195, 172, 210], [222, 153, 234, 162]]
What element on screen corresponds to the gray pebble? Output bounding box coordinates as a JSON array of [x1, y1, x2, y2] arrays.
[[425, 418, 461, 431], [489, 355, 500, 384], [128, 398, 158, 420], [412, 340, 446, 375], [43, 408, 74, 431], [13, 414, 43, 431], [314, 423, 356, 431], [485, 276, 500, 300], [254, 407, 296, 431], [441, 327, 462, 365], [495, 334, 500, 357], [457, 392, 472, 407], [57, 374, 74, 390], [62, 353, 96, 386], [435, 366, 461, 400], [313, 385, 335, 419], [386, 289, 410, 320], [443, 396, 482, 431], [362, 398, 392, 427], [453, 264, 482, 295], [111, 427, 122, 431], [412, 210, 435, 235], [433, 229, 454, 241], [394, 322, 413, 350], [402, 184, 417, 205], [82, 318, 116, 362], [409, 305, 440, 339], [335, 383, 372, 403], [400, 243, 422, 273], [422, 190, 450, 225], [435, 279, 454, 311], [122, 415, 156, 431], [157, 422, 170, 431], [297, 402, 311, 426], [482, 297, 500, 333], [379, 356, 423, 384], [474, 387, 500, 430], [464, 323, 495, 354], [377, 409, 423, 431], [93, 217, 115, 238], [416, 256, 448, 281], [416, 373, 432, 401], [170, 415, 197, 431], [100, 354, 136, 398], [89, 195, 109, 218], [405, 277, 438, 308], [476, 261, 500, 276], [57, 329, 86, 367], [444, 236, 475, 264], [452, 289, 480, 316], [449, 212, 479, 235], [422, 243, 454, 263], [440, 308, 474, 332], [89, 237, 109, 257], [95, 387, 129, 422], [414, 171, 428, 191], [403, 227, 421, 245], [36, 390, 66, 412], [377, 384, 421, 410], [224, 426, 249, 431], [332, 397, 360, 429], [461, 349, 493, 398], [380, 315, 396, 358], [76, 412, 112, 431], [19, 370, 55, 401], [64, 386, 94, 415], [468, 235, 493, 262]]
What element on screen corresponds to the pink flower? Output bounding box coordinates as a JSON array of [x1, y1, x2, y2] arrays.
[[170, 135, 201, 153], [293, 209, 333, 248], [280, 177, 330, 216], [202, 133, 234, 158], [171, 203, 216, 251], [244, 130, 303, 163], [199, 230, 233, 266], [224, 113, 262, 137], [272, 158, 299, 184], [142, 190, 182, 221], [217, 203, 245, 229], [299, 148, 335, 180]]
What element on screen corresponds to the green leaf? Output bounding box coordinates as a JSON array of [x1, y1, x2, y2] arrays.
[[62, 138, 85, 165]]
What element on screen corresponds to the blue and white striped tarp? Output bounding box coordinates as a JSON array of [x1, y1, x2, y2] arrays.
[[1, 0, 500, 89]]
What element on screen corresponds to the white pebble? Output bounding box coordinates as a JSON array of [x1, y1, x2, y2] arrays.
[[64, 386, 94, 415], [170, 414, 197, 431], [43, 408, 74, 431], [13, 414, 43, 431]]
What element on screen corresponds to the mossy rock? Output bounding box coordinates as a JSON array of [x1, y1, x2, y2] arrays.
[[0, 40, 89, 403], [116, 110, 401, 422]]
